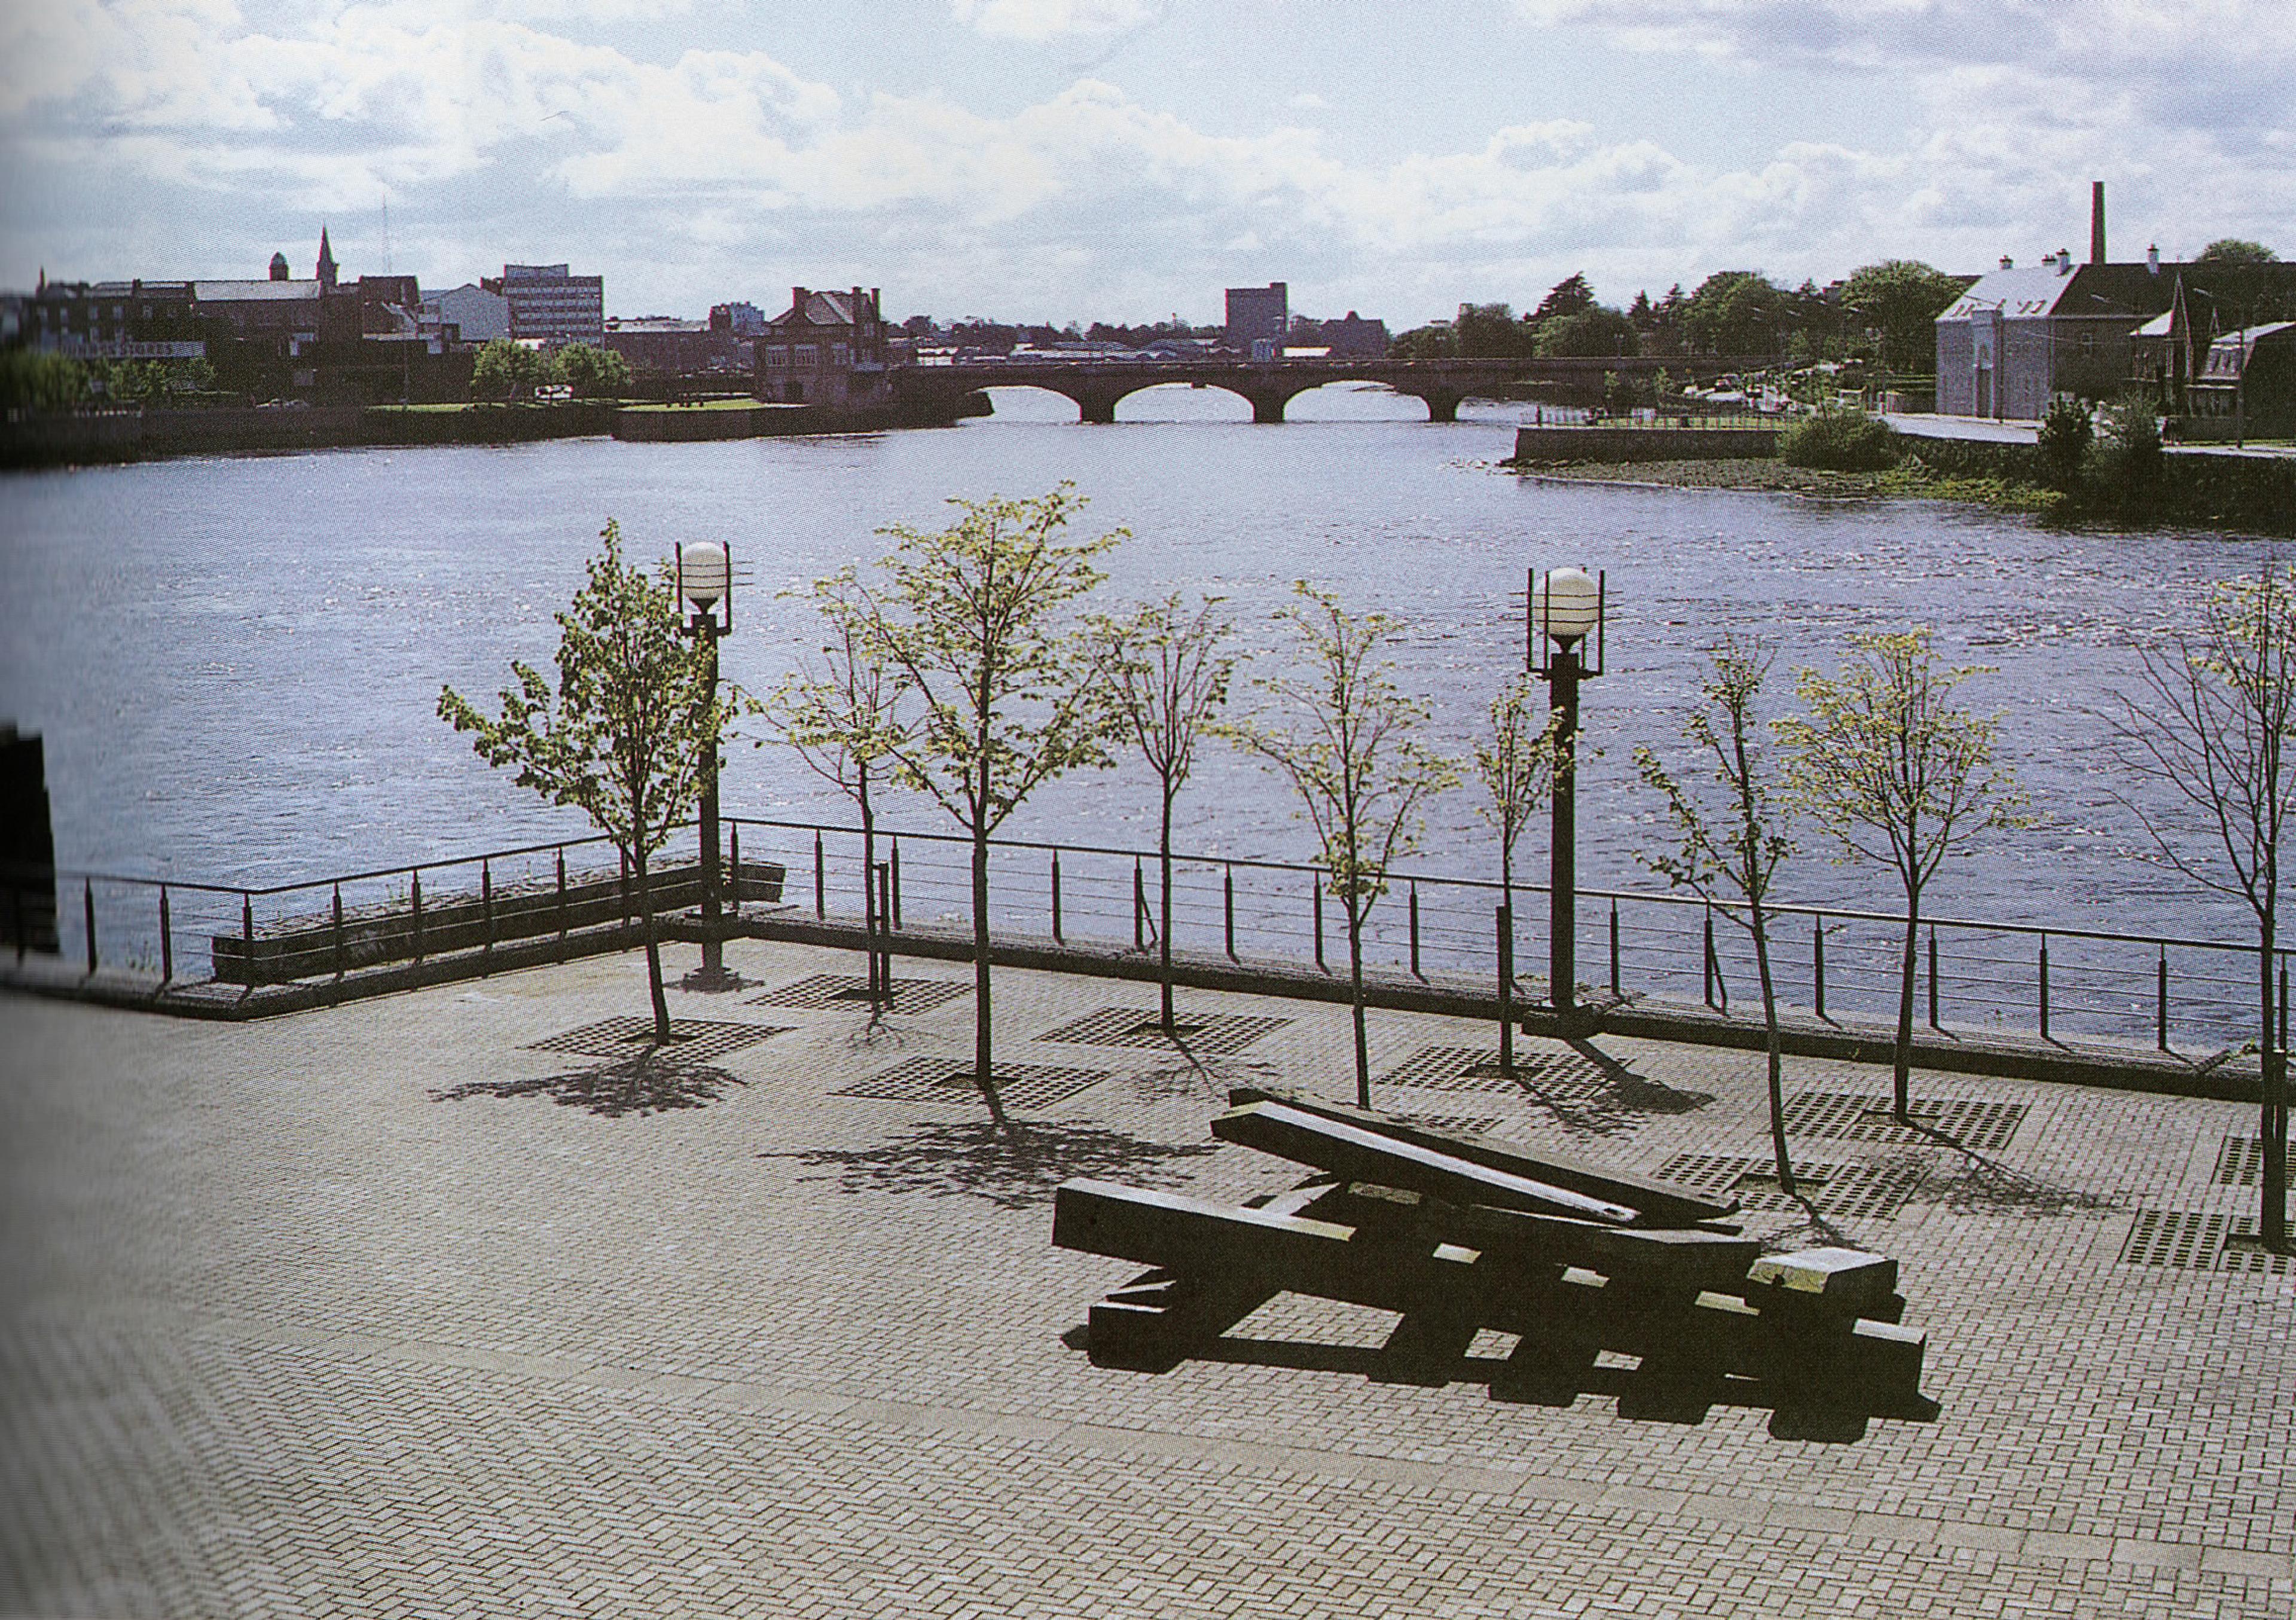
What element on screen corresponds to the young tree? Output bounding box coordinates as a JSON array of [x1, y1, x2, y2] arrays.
[[764, 566, 913, 1004], [1778, 629, 2028, 1122], [440, 521, 734, 1043], [856, 484, 1122, 1125], [1091, 593, 1238, 1033], [558, 344, 633, 400], [1229, 583, 1460, 1107], [1472, 673, 1551, 1075], [471, 339, 555, 402], [1839, 261, 1968, 374], [2104, 568, 2295, 1252], [1634, 636, 1798, 1194]]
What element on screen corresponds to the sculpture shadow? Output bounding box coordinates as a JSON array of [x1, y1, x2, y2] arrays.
[[1061, 1326, 1935, 1444], [434, 1051, 748, 1118], [763, 1120, 1225, 1211], [1482, 1038, 1714, 1137]]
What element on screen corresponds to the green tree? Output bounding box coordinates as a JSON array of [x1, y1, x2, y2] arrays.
[[2086, 392, 2163, 500], [855, 484, 1122, 1126], [1778, 630, 2028, 1122], [1388, 323, 1458, 360], [764, 566, 914, 1006], [439, 521, 737, 1043], [558, 343, 633, 399], [1840, 261, 1968, 374], [1635, 637, 1799, 1196], [1228, 583, 1460, 1106], [1529, 273, 1597, 328], [0, 350, 90, 410], [1091, 594, 1238, 1032], [1535, 307, 1640, 359], [1683, 271, 1788, 359], [471, 338, 556, 402], [1473, 673, 1551, 1075], [2105, 568, 2296, 1251], [2037, 395, 2094, 491], [1455, 302, 1534, 358], [2195, 239, 2280, 265]]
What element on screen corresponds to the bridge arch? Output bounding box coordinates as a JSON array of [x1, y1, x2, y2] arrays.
[[1111, 381, 1251, 422], [973, 383, 1086, 423]]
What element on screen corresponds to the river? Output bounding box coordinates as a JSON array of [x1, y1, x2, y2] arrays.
[[0, 381, 2279, 954]]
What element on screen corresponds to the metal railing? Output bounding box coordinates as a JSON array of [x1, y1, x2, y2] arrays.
[[5, 812, 2280, 1054]]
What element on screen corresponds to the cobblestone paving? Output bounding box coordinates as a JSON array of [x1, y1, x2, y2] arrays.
[[2, 939, 2292, 1618]]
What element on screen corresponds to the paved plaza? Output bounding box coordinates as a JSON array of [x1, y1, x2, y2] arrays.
[[2, 937, 2291, 1618]]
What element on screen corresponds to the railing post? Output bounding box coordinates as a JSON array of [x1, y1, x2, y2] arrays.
[[814, 832, 826, 919], [1813, 915, 1825, 1020], [1702, 902, 1716, 1010], [1409, 883, 1421, 979], [158, 885, 172, 983], [1134, 858, 1147, 952], [554, 850, 566, 941], [2038, 932, 2050, 1041], [11, 884, 22, 964], [1313, 876, 1326, 972], [890, 837, 902, 930], [865, 860, 883, 1001], [412, 869, 426, 962], [242, 892, 254, 964], [2279, 956, 2288, 1061], [332, 883, 346, 980], [1608, 899, 1620, 997], [728, 824, 741, 915], [1497, 904, 1515, 1076], [1223, 864, 1236, 961], [620, 848, 632, 931], [878, 863, 896, 999], [83, 878, 96, 974], [1927, 925, 1940, 1028], [2157, 947, 2169, 1052], [483, 860, 495, 962], [1051, 851, 1064, 943]]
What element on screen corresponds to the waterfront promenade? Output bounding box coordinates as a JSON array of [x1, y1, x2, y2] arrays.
[[2, 937, 2290, 1618]]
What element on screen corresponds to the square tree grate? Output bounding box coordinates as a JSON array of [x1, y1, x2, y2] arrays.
[[2215, 1135, 2264, 1188], [1039, 1005, 1292, 1056], [1377, 1046, 1613, 1099], [525, 1017, 787, 1065], [1783, 1091, 2029, 1155], [749, 974, 971, 1016], [1657, 1153, 1929, 1223], [834, 1056, 1113, 1113], [2120, 1208, 2293, 1275]]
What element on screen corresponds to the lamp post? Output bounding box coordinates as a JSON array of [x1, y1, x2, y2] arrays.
[[677, 540, 734, 991], [1529, 566, 1605, 1017]]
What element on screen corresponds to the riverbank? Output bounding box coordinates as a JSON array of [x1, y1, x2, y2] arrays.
[[1511, 455, 2063, 515]]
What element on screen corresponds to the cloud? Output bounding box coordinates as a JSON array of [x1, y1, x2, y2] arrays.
[[946, 0, 1162, 42], [1288, 91, 1327, 110]]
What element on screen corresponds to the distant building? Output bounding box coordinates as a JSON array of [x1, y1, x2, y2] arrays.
[[710, 302, 767, 337], [483, 264, 604, 349], [1290, 310, 1388, 359], [1225, 282, 1287, 356], [756, 286, 893, 405], [2190, 322, 2296, 435], [420, 283, 510, 347], [604, 316, 740, 376]]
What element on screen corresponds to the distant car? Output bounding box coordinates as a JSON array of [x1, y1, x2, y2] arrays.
[[534, 384, 573, 402]]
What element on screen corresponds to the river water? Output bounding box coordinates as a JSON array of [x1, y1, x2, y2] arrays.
[[0, 383, 2279, 955]]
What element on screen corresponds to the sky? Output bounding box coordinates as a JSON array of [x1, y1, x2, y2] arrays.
[[2, 0, 2292, 329]]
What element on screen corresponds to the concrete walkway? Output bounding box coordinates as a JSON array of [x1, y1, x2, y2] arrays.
[[2, 937, 2289, 1618]]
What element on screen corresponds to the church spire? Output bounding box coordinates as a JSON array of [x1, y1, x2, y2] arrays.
[[317, 226, 338, 290]]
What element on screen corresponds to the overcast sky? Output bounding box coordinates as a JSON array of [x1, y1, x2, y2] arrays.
[[4, 0, 2291, 328]]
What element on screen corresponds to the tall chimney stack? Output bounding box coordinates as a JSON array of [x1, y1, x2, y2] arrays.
[[2090, 181, 2106, 265]]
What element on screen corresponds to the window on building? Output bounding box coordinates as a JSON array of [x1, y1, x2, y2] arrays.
[[765, 346, 789, 368], [831, 344, 850, 368], [2080, 330, 2095, 356], [795, 344, 818, 367]]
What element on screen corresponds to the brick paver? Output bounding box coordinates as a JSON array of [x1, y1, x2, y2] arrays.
[[2, 939, 2291, 1617]]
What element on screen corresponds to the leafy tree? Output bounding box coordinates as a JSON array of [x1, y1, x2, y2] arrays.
[[1778, 630, 2028, 1121], [1682, 271, 1788, 360], [1529, 273, 1597, 328], [2104, 568, 2296, 1251], [1388, 323, 1458, 360], [471, 338, 556, 402], [439, 521, 737, 1043], [854, 484, 1122, 1126], [0, 350, 89, 410], [1228, 583, 1460, 1106], [1535, 307, 1640, 359], [765, 566, 914, 1005], [1472, 673, 1551, 1075], [2086, 392, 2163, 500], [1840, 261, 1968, 373], [1779, 408, 1897, 471], [2037, 395, 2093, 491], [1090, 594, 1238, 1032], [1634, 637, 1799, 1196], [1455, 302, 1534, 358], [2196, 239, 2280, 265], [557, 344, 632, 399]]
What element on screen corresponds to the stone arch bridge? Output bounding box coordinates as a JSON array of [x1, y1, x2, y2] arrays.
[[891, 355, 1706, 424]]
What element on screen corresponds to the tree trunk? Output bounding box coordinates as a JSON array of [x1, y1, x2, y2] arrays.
[[1348, 892, 1370, 1108], [1498, 846, 1515, 1078], [1751, 901, 1796, 1197], [971, 826, 1009, 1130], [1159, 788, 1176, 1032], [1893, 894, 1920, 1123], [2261, 912, 2288, 1251], [860, 777, 880, 1006], [634, 845, 670, 1044]]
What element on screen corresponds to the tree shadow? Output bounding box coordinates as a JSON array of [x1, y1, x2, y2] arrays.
[[1898, 1118, 2124, 1216], [761, 1119, 1226, 1211], [434, 1050, 748, 1118], [1486, 1038, 1716, 1137], [1124, 1052, 1285, 1105]]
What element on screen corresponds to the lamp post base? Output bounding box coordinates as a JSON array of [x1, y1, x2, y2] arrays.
[[680, 942, 743, 994]]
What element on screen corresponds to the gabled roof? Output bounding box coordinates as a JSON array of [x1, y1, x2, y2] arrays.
[[1941, 261, 2180, 323], [772, 290, 871, 329]]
